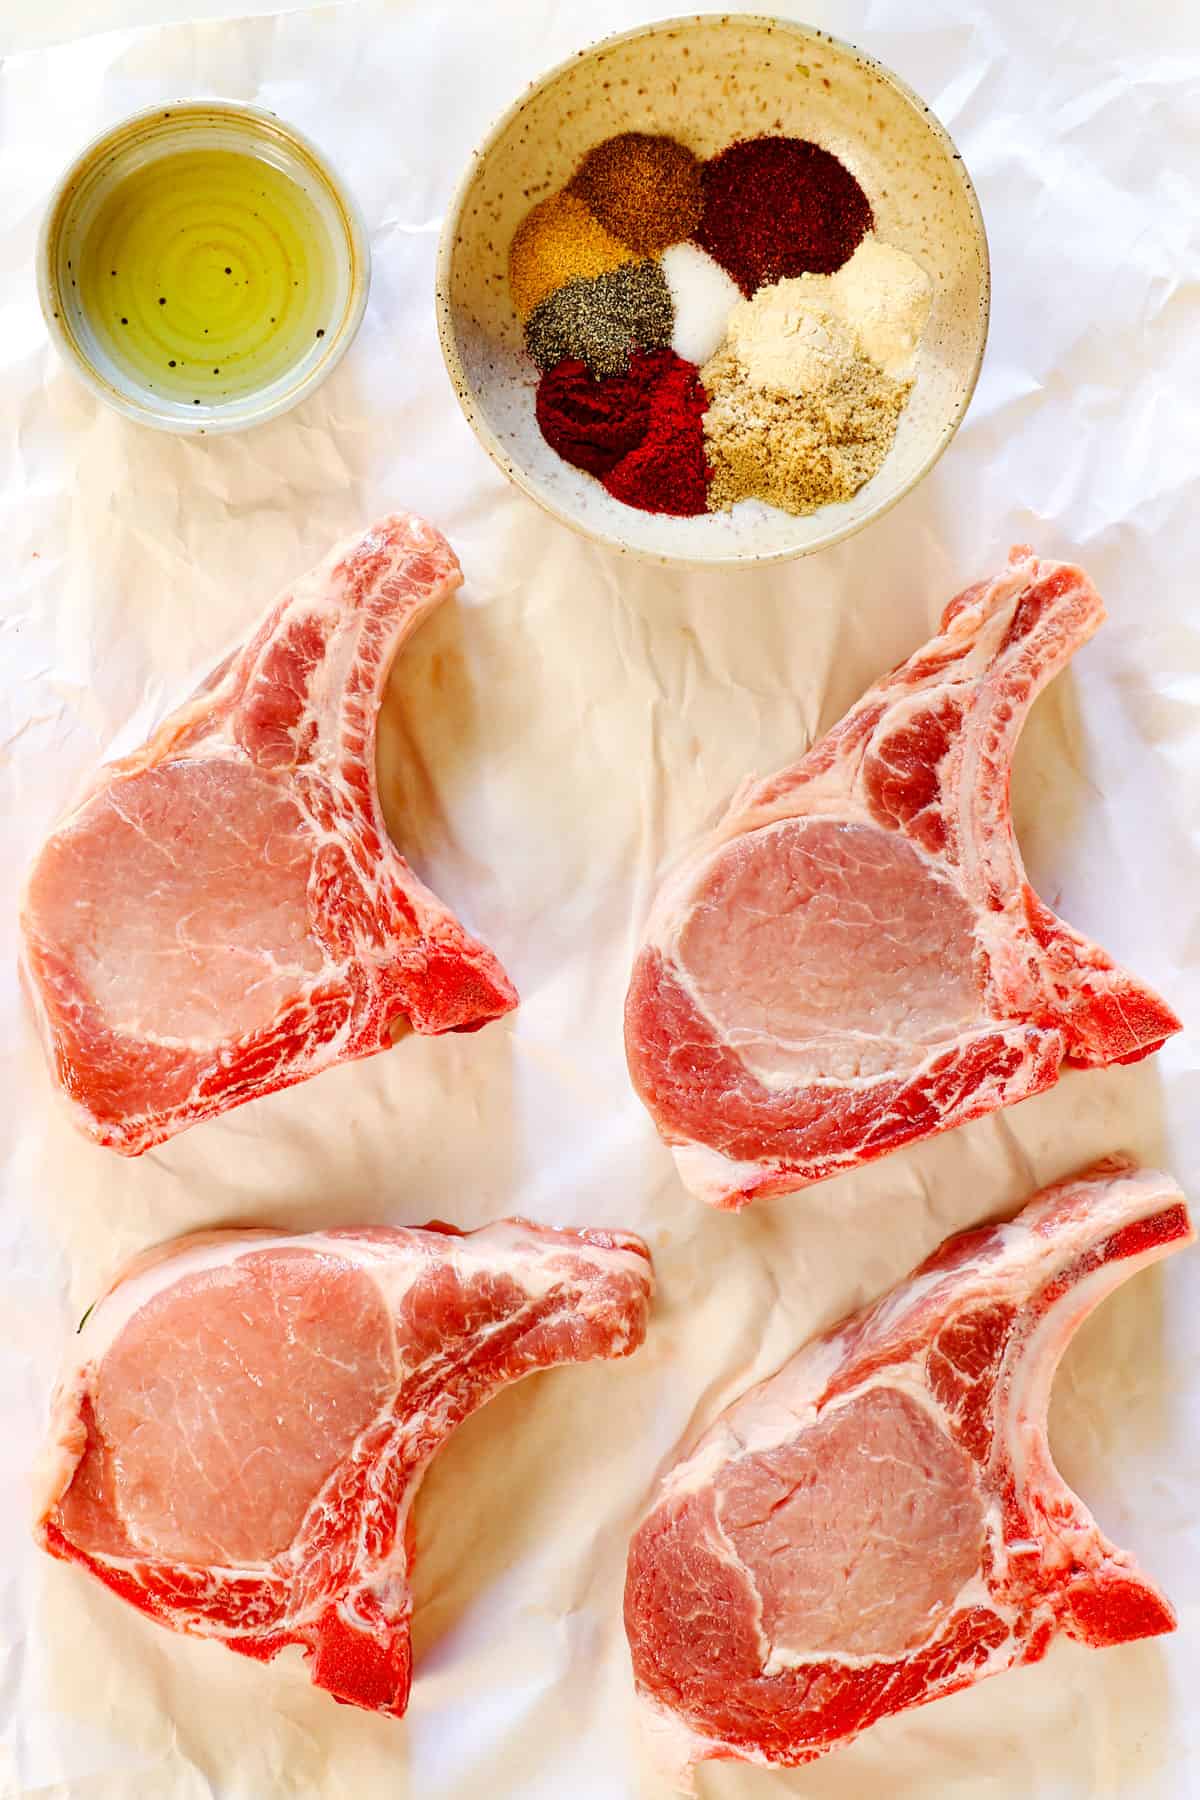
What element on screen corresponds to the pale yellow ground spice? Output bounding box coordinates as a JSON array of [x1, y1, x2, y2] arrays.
[[508, 193, 636, 320], [701, 344, 912, 516]]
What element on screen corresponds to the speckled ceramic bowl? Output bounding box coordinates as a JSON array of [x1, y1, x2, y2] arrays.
[[437, 14, 989, 566]]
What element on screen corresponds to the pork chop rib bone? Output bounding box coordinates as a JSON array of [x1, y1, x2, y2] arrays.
[[20, 514, 517, 1155], [37, 1218, 653, 1717], [625, 548, 1180, 1206], [624, 1158, 1192, 1784]]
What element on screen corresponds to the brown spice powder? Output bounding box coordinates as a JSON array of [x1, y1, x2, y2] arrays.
[[571, 133, 703, 256], [701, 346, 911, 516], [509, 193, 636, 319]]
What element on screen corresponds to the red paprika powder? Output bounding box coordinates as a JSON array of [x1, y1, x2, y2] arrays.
[[535, 349, 710, 516], [603, 354, 709, 516], [696, 135, 873, 295]]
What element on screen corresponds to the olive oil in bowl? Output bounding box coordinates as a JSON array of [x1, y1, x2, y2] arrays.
[[40, 104, 369, 432], [81, 148, 337, 406]]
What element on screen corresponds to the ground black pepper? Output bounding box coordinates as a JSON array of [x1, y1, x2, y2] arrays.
[[524, 260, 674, 379]]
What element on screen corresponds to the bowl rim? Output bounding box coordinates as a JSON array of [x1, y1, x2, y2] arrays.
[[36, 97, 372, 437], [435, 12, 991, 568]]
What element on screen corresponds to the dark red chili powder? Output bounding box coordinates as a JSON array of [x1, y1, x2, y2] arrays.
[[535, 350, 710, 516], [535, 356, 654, 475], [696, 135, 874, 294]]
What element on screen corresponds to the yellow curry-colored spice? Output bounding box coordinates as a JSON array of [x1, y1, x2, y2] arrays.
[[508, 193, 636, 320]]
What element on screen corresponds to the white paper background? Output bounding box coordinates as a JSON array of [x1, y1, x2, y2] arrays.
[[2, 2, 1198, 1796]]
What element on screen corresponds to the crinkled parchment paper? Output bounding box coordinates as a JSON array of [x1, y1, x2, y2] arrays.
[[1, 1, 1198, 1795]]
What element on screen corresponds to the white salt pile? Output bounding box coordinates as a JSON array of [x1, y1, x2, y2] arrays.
[[661, 242, 741, 368]]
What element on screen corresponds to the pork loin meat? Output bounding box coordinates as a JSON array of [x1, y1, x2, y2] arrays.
[[38, 1218, 653, 1716], [626, 550, 1180, 1207], [20, 515, 517, 1155], [624, 1159, 1191, 1782]]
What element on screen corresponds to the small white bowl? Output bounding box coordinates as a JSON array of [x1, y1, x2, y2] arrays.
[[437, 14, 990, 566], [37, 100, 370, 435]]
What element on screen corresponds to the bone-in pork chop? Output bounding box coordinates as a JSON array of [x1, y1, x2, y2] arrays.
[[625, 548, 1180, 1206], [624, 1159, 1191, 1784], [20, 515, 517, 1154], [37, 1217, 653, 1716]]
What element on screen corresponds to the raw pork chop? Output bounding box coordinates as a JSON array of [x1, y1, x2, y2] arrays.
[[626, 549, 1180, 1207], [37, 1216, 652, 1716], [624, 1159, 1191, 1785], [20, 514, 517, 1156]]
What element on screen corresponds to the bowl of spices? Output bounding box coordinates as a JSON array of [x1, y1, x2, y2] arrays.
[[437, 14, 989, 565], [38, 100, 369, 434]]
